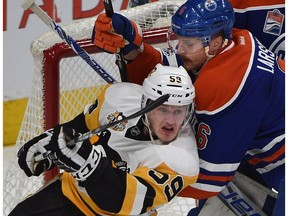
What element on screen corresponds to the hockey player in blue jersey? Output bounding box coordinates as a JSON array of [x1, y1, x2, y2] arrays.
[[129, 0, 286, 60], [92, 0, 285, 215]]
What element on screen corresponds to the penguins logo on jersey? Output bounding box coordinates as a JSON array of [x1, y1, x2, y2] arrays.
[[107, 111, 128, 131]]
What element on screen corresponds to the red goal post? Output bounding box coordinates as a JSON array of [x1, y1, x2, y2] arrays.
[[3, 1, 196, 215]]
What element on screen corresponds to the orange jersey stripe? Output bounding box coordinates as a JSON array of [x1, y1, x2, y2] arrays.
[[198, 173, 234, 183], [119, 175, 139, 215], [248, 145, 285, 165], [178, 185, 219, 199], [277, 58, 285, 72]]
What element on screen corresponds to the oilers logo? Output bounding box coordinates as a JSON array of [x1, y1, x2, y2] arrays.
[[107, 111, 128, 131], [263, 9, 284, 36], [204, 0, 217, 12]]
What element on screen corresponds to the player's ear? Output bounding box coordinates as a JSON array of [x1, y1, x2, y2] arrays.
[[209, 34, 224, 52]]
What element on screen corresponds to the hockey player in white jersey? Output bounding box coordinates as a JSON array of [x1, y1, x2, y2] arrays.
[[9, 63, 199, 216]]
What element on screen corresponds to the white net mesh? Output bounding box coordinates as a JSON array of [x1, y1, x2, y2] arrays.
[[3, 1, 196, 215]]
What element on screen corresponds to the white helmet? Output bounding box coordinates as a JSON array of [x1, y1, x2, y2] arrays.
[[142, 63, 195, 108], [141, 64, 195, 129]]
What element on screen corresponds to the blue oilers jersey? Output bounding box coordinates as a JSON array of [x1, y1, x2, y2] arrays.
[[179, 29, 285, 199]]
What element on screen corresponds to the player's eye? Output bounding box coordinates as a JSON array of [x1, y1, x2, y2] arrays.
[[173, 109, 183, 115], [159, 107, 169, 114]]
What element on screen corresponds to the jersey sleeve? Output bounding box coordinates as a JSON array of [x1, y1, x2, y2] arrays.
[[61, 160, 197, 215], [126, 43, 184, 85], [127, 43, 163, 84]]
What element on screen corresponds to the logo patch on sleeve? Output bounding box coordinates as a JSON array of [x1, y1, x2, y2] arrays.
[[107, 111, 128, 131], [263, 9, 284, 36]]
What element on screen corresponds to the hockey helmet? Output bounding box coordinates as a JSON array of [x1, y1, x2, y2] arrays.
[[141, 63, 195, 108], [142, 63, 195, 129], [171, 0, 235, 46]]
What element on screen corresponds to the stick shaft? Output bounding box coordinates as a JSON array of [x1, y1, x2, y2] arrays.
[[25, 2, 117, 84], [103, 0, 129, 82]]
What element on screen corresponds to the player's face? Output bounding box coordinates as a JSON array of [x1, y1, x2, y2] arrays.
[[168, 31, 207, 71], [176, 36, 207, 72], [147, 104, 188, 143]]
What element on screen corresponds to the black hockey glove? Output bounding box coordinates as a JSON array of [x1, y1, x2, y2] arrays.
[[48, 126, 106, 181], [17, 129, 56, 177]]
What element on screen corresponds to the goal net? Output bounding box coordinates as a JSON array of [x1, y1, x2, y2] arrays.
[[3, 1, 196, 215]]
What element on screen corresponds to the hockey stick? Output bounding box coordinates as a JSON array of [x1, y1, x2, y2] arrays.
[[22, 0, 117, 84], [67, 93, 169, 146], [103, 0, 129, 82], [38, 93, 169, 160]]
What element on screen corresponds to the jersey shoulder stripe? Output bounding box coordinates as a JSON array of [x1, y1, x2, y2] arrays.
[[195, 29, 254, 113]]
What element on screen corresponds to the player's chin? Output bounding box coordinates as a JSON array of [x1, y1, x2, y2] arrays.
[[181, 60, 196, 72], [158, 132, 177, 144]]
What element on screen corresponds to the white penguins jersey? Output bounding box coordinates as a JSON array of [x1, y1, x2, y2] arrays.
[[61, 82, 199, 216]]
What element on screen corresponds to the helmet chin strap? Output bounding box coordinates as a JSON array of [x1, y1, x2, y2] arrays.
[[204, 46, 215, 60], [142, 114, 156, 144]]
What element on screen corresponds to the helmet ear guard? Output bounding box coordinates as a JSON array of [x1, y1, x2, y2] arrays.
[[171, 0, 235, 46]]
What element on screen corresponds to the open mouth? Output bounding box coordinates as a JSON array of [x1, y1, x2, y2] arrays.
[[162, 126, 174, 133]]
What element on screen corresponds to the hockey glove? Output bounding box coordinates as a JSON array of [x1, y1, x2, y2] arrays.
[[48, 126, 105, 181], [92, 13, 143, 55], [17, 129, 55, 177]]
